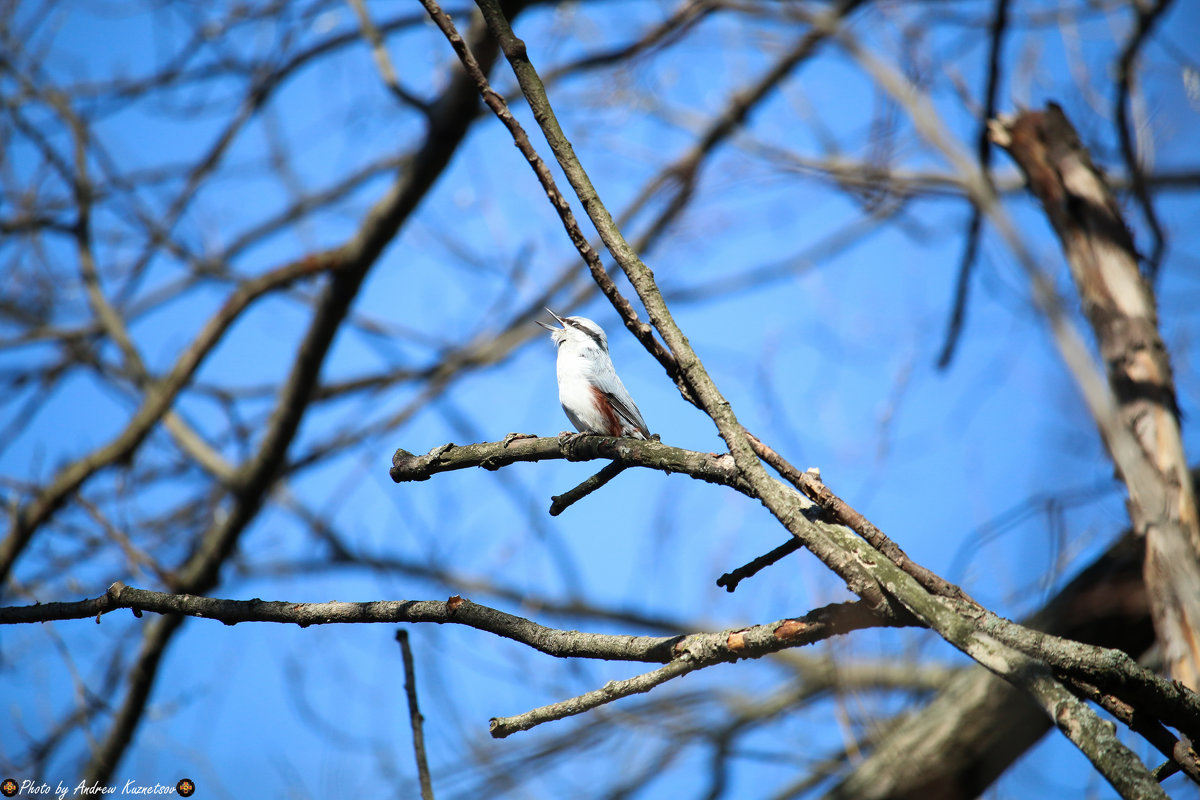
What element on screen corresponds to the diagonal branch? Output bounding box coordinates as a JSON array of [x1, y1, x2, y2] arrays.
[[80, 7, 530, 784], [468, 0, 902, 618], [418, 0, 689, 401], [991, 104, 1200, 692], [489, 599, 903, 738], [829, 529, 1155, 799], [549, 463, 629, 516], [396, 630, 436, 800], [446, 9, 1175, 795], [490, 657, 698, 739], [936, 0, 1010, 369], [0, 253, 334, 590], [346, 0, 432, 112], [421, 0, 937, 620]]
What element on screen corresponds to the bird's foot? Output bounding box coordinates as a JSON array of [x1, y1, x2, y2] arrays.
[[558, 431, 597, 459], [557, 431, 590, 448]]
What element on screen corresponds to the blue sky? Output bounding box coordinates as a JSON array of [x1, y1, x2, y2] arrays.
[[3, 0, 1200, 797]]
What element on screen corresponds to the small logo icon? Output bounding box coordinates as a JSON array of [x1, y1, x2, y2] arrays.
[[176, 778, 195, 797], [0, 779, 17, 798]]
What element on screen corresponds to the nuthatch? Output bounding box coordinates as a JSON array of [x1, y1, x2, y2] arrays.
[[538, 309, 650, 439]]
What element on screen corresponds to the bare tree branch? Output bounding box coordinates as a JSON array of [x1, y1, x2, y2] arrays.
[[392, 435, 744, 490], [829, 527, 1155, 799], [77, 6, 531, 783], [1113, 0, 1175, 280], [5, 0, 1197, 795], [0, 582, 901, 680], [396, 630, 437, 800], [432, 7, 1187, 793], [936, 0, 1010, 368], [345, 0, 432, 113], [991, 104, 1200, 692], [548, 462, 630, 516], [0, 253, 335, 588]]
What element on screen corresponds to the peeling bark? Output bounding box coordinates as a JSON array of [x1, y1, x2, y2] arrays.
[[992, 103, 1200, 691]]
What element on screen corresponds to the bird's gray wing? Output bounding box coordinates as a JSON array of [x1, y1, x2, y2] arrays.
[[601, 390, 650, 438]]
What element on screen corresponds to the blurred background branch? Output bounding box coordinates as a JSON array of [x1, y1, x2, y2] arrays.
[[2, 0, 1198, 796]]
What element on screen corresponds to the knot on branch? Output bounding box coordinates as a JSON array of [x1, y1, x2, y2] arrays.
[[390, 448, 429, 481]]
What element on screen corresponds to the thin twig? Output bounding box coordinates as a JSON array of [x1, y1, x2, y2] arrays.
[[549, 463, 629, 516], [1063, 676, 1200, 785], [489, 600, 901, 737], [416, 0, 687, 400], [80, 9, 519, 783], [1114, 0, 1174, 280], [396, 631, 435, 800], [936, 0, 1010, 368], [345, 0, 431, 112], [541, 0, 715, 83], [490, 657, 697, 738], [716, 539, 803, 593], [745, 434, 977, 606]]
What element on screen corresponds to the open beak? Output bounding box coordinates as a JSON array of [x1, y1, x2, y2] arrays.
[[536, 307, 567, 331]]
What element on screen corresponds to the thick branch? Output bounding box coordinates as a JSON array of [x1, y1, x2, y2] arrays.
[[0, 583, 898, 668], [424, 9, 1178, 795], [81, 7, 528, 784], [992, 104, 1200, 691], [391, 435, 745, 492], [830, 529, 1154, 800]]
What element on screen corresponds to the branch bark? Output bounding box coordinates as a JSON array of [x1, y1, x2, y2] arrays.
[[831, 530, 1155, 799], [79, 6, 531, 784], [991, 103, 1200, 691], [396, 630, 436, 800], [417, 9, 1185, 792], [392, 435, 745, 490], [0, 583, 900, 697]]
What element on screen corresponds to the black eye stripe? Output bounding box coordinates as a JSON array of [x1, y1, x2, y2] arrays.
[[567, 319, 605, 349]]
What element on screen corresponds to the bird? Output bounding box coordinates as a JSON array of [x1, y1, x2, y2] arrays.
[[538, 308, 651, 439]]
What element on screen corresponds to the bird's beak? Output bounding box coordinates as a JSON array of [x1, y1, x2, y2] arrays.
[[537, 307, 566, 331]]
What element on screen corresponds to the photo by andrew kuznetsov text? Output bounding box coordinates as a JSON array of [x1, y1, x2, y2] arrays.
[[0, 779, 194, 798]]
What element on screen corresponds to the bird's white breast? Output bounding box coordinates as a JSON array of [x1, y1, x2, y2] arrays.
[[556, 340, 610, 431]]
